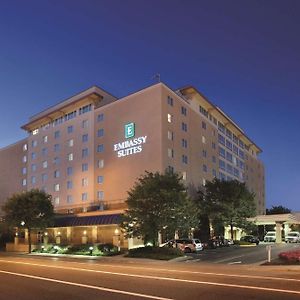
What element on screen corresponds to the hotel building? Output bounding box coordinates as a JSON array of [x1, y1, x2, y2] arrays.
[[0, 82, 265, 248]]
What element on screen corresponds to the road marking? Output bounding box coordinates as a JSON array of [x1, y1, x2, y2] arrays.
[[228, 261, 242, 265], [1, 260, 300, 295], [214, 255, 243, 263], [2, 258, 300, 283], [0, 269, 173, 300]]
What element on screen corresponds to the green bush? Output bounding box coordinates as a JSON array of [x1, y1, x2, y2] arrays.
[[126, 246, 183, 260]]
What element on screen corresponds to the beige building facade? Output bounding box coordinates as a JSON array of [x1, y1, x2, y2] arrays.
[[0, 82, 265, 248]]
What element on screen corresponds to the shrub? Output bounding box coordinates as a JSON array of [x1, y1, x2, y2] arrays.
[[279, 250, 300, 263], [126, 246, 183, 260]]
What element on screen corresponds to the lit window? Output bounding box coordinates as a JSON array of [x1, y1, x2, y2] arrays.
[[22, 179, 27, 186], [43, 136, 48, 143], [97, 159, 104, 168], [97, 176, 104, 184], [182, 171, 187, 180], [82, 178, 88, 187], [42, 161, 48, 168], [167, 148, 174, 158], [54, 196, 60, 206], [32, 129, 39, 135], [54, 184, 60, 192], [167, 113, 172, 123], [202, 178, 206, 186], [23, 144, 28, 151], [202, 136, 206, 144], [68, 139, 74, 147], [23, 156, 27, 163], [68, 153, 73, 161]]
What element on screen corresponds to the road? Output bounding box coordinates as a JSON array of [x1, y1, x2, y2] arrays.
[[0, 252, 300, 299], [187, 242, 299, 264]]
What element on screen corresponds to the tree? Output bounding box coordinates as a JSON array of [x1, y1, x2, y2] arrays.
[[121, 171, 199, 246], [266, 205, 291, 215], [198, 178, 256, 240], [3, 189, 54, 253]]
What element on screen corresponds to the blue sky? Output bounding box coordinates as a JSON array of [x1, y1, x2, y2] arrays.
[[0, 0, 299, 210]]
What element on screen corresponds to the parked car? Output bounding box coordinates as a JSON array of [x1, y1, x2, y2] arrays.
[[240, 235, 260, 245], [161, 238, 203, 253], [264, 231, 276, 242], [285, 231, 300, 243]]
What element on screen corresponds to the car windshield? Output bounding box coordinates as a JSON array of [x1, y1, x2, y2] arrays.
[[287, 233, 298, 237], [194, 239, 201, 244], [266, 233, 275, 236]]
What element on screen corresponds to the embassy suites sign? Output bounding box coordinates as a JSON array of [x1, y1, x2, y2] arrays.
[[113, 122, 147, 158]]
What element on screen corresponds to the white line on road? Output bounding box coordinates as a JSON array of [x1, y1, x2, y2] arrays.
[[228, 261, 242, 265], [1, 260, 300, 295], [0, 269, 173, 300]]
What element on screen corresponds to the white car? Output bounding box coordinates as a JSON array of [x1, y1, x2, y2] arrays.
[[160, 238, 203, 252], [264, 231, 276, 242], [285, 231, 300, 243]]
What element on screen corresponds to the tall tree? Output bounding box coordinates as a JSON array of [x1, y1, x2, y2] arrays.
[[121, 171, 199, 246], [266, 205, 291, 215], [3, 189, 54, 253], [198, 178, 256, 240]]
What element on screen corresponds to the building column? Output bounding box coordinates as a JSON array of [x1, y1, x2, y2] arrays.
[[92, 226, 98, 243], [275, 222, 282, 243], [158, 231, 162, 245], [24, 229, 28, 243], [66, 227, 72, 243], [284, 223, 290, 237]]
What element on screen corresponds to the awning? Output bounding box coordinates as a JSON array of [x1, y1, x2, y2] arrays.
[[52, 214, 121, 228]]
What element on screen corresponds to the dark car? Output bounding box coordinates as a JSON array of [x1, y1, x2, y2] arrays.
[[240, 235, 259, 245]]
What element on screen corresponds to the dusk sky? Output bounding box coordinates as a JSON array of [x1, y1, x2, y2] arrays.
[[0, 0, 299, 210]]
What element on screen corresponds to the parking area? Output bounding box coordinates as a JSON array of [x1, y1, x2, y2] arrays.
[[185, 242, 300, 264]]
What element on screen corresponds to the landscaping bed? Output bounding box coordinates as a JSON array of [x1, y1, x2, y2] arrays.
[[262, 248, 300, 265], [126, 246, 184, 260]]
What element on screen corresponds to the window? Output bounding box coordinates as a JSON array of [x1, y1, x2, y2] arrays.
[[239, 140, 245, 149], [22, 167, 27, 175], [181, 139, 187, 148], [219, 172, 226, 181], [233, 145, 238, 155], [203, 164, 207, 173], [64, 111, 76, 121], [227, 164, 233, 174], [54, 184, 60, 192], [166, 166, 174, 174], [54, 196, 60, 206], [67, 153, 73, 161], [53, 157, 60, 165], [54, 144, 60, 152], [22, 179, 27, 186], [202, 121, 206, 129], [42, 148, 48, 156], [219, 147, 225, 158], [233, 134, 239, 144], [181, 122, 187, 132], [68, 139, 74, 147], [182, 155, 188, 164], [202, 136, 206, 144], [67, 126, 73, 134], [42, 161, 48, 168], [202, 150, 207, 158], [82, 163, 88, 172], [167, 96, 173, 106], [167, 130, 173, 140], [212, 156, 216, 163], [82, 178, 88, 187], [97, 113, 104, 122], [54, 170, 60, 178], [167, 113, 172, 123], [41, 173, 48, 182], [226, 152, 233, 162], [219, 159, 225, 170], [97, 129, 104, 137], [226, 129, 232, 139], [31, 176, 36, 184], [212, 142, 216, 149], [182, 171, 187, 181], [80, 148, 89, 158], [31, 152, 36, 160], [226, 140, 232, 150], [79, 104, 92, 115], [82, 134, 88, 143], [67, 181, 73, 189], [234, 168, 240, 177], [97, 144, 104, 153], [32, 129, 39, 135], [199, 105, 208, 117], [67, 195, 73, 203], [82, 119, 89, 128], [218, 134, 225, 145], [218, 122, 225, 133], [82, 192, 88, 201], [239, 149, 245, 159], [97, 176, 104, 184], [181, 106, 187, 116], [23, 156, 27, 163], [167, 148, 174, 158], [54, 131, 60, 139], [31, 140, 37, 148], [30, 164, 36, 172], [67, 167, 73, 176], [212, 169, 217, 177], [97, 191, 104, 200], [23, 144, 28, 151], [97, 159, 104, 168]]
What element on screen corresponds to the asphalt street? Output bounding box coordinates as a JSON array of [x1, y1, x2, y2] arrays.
[[187, 242, 299, 264], [0, 252, 300, 300]]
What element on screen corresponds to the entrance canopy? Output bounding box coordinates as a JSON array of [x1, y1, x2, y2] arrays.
[[248, 213, 300, 225]]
